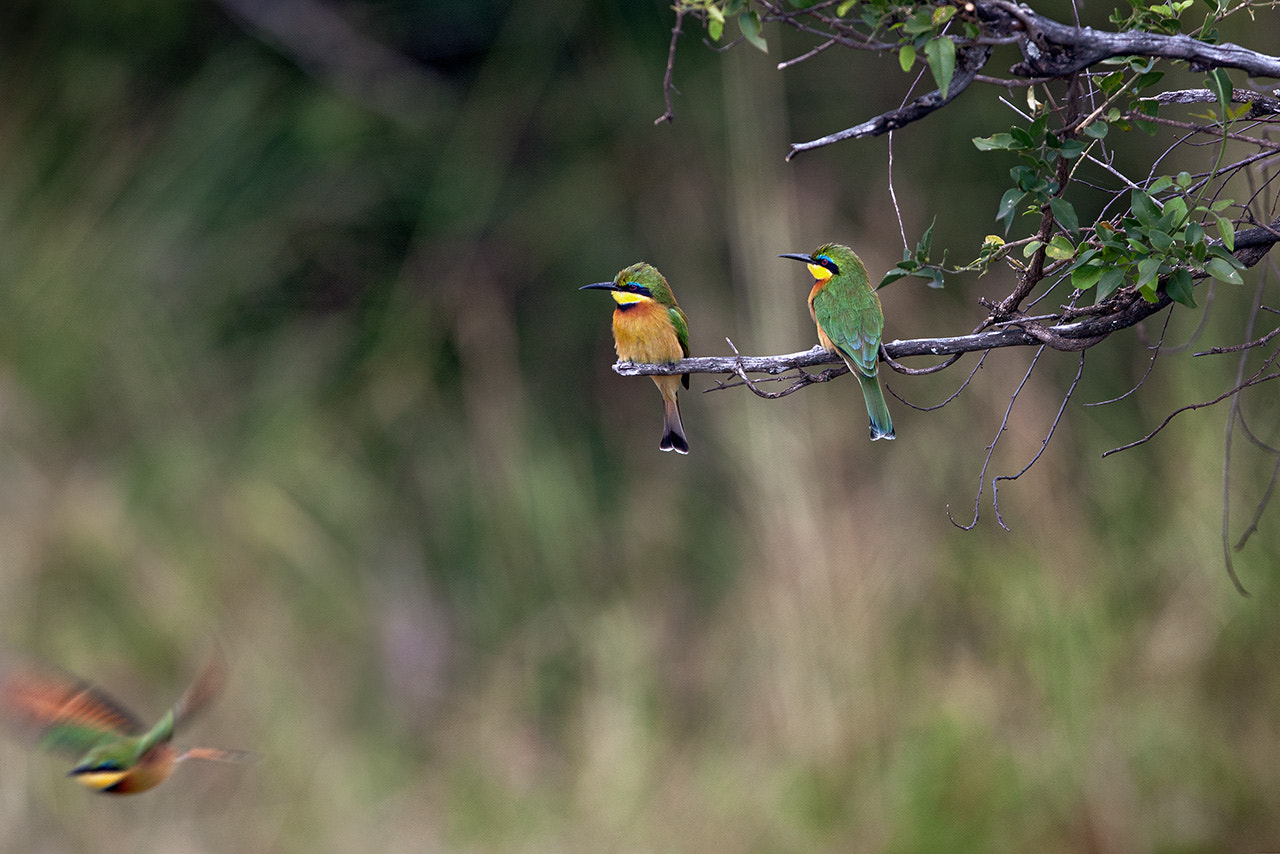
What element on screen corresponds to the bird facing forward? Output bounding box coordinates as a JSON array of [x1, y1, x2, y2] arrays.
[[581, 262, 691, 454], [780, 243, 895, 441], [0, 652, 251, 794]]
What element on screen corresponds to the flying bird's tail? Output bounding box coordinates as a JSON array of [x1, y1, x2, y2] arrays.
[[177, 746, 256, 764]]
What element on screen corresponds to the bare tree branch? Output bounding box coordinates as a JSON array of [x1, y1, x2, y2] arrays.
[[1155, 88, 1280, 118], [758, 0, 1280, 156], [786, 45, 993, 159], [982, 0, 1280, 79]]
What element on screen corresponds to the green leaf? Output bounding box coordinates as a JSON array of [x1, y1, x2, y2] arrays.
[[932, 4, 957, 25], [1045, 234, 1076, 260], [972, 133, 1016, 151], [739, 11, 768, 53], [996, 188, 1024, 232], [1072, 264, 1105, 290], [1023, 239, 1044, 258], [1162, 196, 1188, 227], [1208, 244, 1243, 267], [1165, 268, 1196, 306], [1148, 175, 1175, 194], [1131, 190, 1162, 226], [1216, 215, 1235, 251], [1049, 197, 1079, 233], [1136, 256, 1163, 288], [1184, 221, 1204, 245], [899, 44, 916, 73], [878, 269, 912, 288], [1135, 70, 1165, 90], [1099, 70, 1125, 95], [708, 15, 725, 41], [902, 9, 935, 35], [1207, 68, 1232, 111], [916, 218, 936, 262], [1096, 267, 1127, 302], [1059, 139, 1088, 159], [923, 35, 956, 99], [836, 0, 858, 13], [1148, 229, 1173, 252], [1205, 256, 1243, 284], [1082, 120, 1110, 139]]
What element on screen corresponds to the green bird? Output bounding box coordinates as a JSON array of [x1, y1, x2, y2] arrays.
[[581, 262, 691, 454], [0, 652, 251, 794], [780, 243, 895, 441]]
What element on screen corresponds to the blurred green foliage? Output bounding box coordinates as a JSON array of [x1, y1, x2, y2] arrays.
[[1, 0, 1279, 851]]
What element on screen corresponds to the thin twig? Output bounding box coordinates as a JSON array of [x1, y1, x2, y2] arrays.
[[1086, 308, 1172, 405], [992, 350, 1085, 528], [654, 8, 685, 125], [1102, 365, 1280, 457], [949, 345, 1047, 531], [1194, 324, 1280, 355], [890, 351, 989, 412]]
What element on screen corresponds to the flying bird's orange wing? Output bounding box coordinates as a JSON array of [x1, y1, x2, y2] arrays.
[[0, 667, 144, 756]]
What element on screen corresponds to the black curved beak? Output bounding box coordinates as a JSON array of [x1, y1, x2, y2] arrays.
[[778, 253, 815, 264], [579, 281, 620, 291]]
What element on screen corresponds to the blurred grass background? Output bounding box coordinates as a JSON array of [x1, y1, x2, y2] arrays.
[[2, 0, 1280, 850]]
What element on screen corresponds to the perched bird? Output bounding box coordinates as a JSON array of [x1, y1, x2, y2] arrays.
[[780, 243, 895, 440], [0, 652, 251, 794], [581, 262, 691, 454]]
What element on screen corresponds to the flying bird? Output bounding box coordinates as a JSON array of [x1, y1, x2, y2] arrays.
[[0, 652, 251, 794]]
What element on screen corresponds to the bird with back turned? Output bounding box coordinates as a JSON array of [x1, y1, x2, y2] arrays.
[[780, 243, 895, 441]]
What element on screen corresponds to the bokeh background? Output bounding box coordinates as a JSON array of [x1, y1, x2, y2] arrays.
[[2, 0, 1280, 850]]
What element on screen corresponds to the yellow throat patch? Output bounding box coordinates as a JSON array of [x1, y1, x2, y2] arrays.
[[72, 769, 130, 791], [610, 290, 650, 306], [806, 263, 833, 282]]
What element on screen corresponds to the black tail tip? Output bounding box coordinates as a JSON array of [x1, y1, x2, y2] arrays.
[[660, 432, 690, 454]]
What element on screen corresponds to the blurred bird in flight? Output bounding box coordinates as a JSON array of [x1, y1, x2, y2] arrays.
[[780, 243, 895, 441], [581, 262, 691, 454], [0, 651, 251, 794]]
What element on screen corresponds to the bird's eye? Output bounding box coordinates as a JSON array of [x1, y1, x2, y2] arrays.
[[817, 256, 841, 275]]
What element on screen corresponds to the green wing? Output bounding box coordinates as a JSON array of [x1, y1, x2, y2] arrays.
[[668, 305, 691, 389], [812, 282, 883, 377]]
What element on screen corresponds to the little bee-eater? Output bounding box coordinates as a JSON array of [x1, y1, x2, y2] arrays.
[[780, 243, 895, 441], [581, 262, 691, 454], [0, 652, 251, 794]]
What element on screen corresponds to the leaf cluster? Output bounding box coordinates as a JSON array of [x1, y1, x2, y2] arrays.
[[1068, 182, 1242, 307]]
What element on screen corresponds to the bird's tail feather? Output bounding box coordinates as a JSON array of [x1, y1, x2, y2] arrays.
[[660, 396, 690, 454], [177, 746, 257, 764], [857, 373, 895, 441]]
